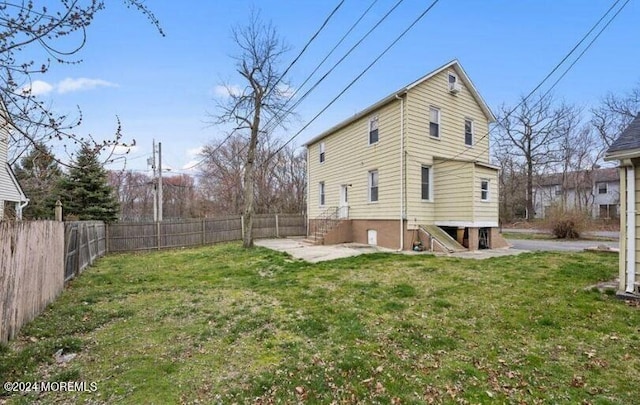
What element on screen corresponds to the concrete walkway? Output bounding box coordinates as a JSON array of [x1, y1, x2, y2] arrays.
[[255, 237, 529, 263]]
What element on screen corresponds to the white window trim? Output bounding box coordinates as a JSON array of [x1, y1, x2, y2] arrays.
[[319, 181, 325, 207], [429, 107, 440, 139], [368, 170, 379, 203], [597, 182, 608, 194], [368, 116, 379, 145], [480, 179, 490, 202], [319, 142, 325, 163], [421, 165, 433, 202], [464, 118, 474, 147], [448, 71, 458, 85]]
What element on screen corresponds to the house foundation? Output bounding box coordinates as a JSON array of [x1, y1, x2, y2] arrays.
[[308, 219, 509, 252]]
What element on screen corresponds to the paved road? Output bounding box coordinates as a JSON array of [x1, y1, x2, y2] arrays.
[[506, 238, 618, 252], [504, 228, 619, 240]]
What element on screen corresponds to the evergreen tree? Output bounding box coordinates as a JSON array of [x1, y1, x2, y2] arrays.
[[13, 143, 63, 219], [58, 146, 120, 222]]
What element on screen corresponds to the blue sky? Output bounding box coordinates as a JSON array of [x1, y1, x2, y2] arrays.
[[25, 0, 640, 173]]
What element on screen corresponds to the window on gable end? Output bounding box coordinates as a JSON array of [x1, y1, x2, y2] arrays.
[[369, 116, 379, 145], [319, 142, 325, 163], [429, 107, 440, 138]]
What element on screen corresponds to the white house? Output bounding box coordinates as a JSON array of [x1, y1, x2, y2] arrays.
[[533, 168, 620, 219]]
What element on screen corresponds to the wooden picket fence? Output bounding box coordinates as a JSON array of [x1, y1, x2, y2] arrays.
[[0, 221, 64, 342]]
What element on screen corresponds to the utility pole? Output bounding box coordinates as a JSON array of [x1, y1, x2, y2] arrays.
[[152, 139, 157, 222], [158, 141, 163, 222]]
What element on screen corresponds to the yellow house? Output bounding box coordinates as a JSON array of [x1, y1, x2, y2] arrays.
[[604, 113, 640, 296], [304, 60, 508, 252]]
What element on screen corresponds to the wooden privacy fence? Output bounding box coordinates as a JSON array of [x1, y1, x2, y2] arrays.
[[64, 221, 107, 282], [108, 214, 306, 252], [0, 221, 64, 343], [0, 214, 304, 342]]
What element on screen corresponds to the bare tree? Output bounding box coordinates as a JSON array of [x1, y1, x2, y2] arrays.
[[108, 170, 154, 221], [198, 134, 305, 216], [214, 10, 291, 247], [495, 94, 578, 219], [1, 1, 163, 165], [591, 83, 640, 149]]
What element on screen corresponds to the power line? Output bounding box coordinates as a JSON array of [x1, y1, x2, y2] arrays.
[[433, 0, 629, 178], [260, 0, 391, 138], [184, 0, 346, 171], [262, 0, 442, 167]]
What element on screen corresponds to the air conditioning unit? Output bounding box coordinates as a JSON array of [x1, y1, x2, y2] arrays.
[[449, 81, 462, 94]]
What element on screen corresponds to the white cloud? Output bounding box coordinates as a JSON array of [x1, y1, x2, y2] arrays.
[[187, 146, 204, 157], [57, 77, 118, 94], [214, 84, 242, 98], [23, 80, 54, 96]]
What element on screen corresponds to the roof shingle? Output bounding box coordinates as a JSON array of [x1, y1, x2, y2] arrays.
[[607, 113, 640, 154]]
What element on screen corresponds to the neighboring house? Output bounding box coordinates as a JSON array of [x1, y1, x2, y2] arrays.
[[533, 168, 620, 219], [304, 60, 508, 252], [0, 109, 28, 220], [604, 113, 640, 297]]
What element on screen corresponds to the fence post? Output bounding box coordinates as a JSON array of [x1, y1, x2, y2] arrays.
[[201, 219, 205, 246], [156, 221, 161, 250], [105, 223, 110, 253], [55, 200, 62, 221], [275, 214, 279, 238], [241, 215, 244, 240]]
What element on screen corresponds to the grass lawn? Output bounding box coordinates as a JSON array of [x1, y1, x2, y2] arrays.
[[2, 243, 639, 404]]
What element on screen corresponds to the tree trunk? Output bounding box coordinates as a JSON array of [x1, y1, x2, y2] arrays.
[[242, 102, 261, 248]]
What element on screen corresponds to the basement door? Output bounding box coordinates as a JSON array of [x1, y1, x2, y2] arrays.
[[339, 185, 349, 219]]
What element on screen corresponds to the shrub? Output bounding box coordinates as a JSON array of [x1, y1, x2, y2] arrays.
[[544, 207, 589, 239]]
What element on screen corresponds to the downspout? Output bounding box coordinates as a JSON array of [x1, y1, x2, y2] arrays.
[[17, 199, 29, 221], [626, 165, 636, 293], [396, 93, 405, 251], [306, 146, 310, 237]]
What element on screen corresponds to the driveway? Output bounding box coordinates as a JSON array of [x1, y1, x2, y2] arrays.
[[504, 228, 619, 240], [506, 238, 618, 252]]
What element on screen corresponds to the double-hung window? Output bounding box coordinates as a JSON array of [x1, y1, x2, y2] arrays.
[[369, 116, 379, 145], [429, 107, 440, 138], [368, 170, 379, 202], [421, 166, 431, 200], [464, 119, 473, 146], [481, 179, 489, 201], [597, 182, 607, 194], [319, 182, 325, 206], [319, 142, 325, 163]]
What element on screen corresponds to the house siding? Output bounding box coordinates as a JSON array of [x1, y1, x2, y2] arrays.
[[307, 100, 401, 221], [0, 128, 25, 203], [431, 160, 473, 223], [404, 68, 490, 162], [305, 60, 498, 250], [474, 165, 499, 224]]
